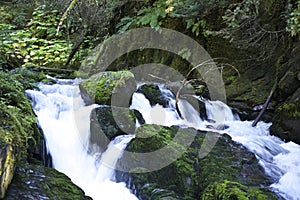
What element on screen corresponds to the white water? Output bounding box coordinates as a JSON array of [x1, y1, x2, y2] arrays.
[[131, 84, 300, 200], [26, 80, 138, 200], [26, 79, 300, 200]]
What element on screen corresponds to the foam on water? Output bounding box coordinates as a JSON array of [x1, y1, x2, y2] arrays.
[[26, 81, 137, 200]]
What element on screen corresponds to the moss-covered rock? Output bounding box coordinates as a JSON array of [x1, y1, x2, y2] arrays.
[[201, 180, 278, 200], [5, 161, 91, 200], [116, 124, 277, 199], [0, 71, 42, 159], [89, 106, 136, 153], [137, 84, 170, 107], [79, 70, 136, 105], [0, 70, 45, 197]]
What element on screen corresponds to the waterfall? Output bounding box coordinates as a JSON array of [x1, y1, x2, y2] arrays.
[[26, 79, 300, 200], [130, 84, 300, 200], [95, 135, 135, 182], [26, 80, 138, 200]]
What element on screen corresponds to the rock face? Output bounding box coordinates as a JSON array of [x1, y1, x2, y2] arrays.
[[5, 162, 91, 200], [116, 124, 278, 199], [270, 46, 300, 144], [0, 70, 46, 198], [79, 70, 137, 105]]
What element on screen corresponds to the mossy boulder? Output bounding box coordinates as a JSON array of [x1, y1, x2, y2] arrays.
[[201, 180, 277, 200], [137, 84, 170, 107], [89, 106, 136, 153], [5, 162, 91, 200], [116, 124, 277, 199], [79, 70, 136, 105]]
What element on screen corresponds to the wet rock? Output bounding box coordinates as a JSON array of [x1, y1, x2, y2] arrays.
[[116, 124, 277, 199], [89, 106, 136, 153], [79, 70, 136, 105], [0, 144, 16, 199], [137, 84, 170, 107], [5, 162, 91, 200]]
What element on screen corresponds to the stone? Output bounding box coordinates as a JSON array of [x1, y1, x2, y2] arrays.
[[89, 106, 136, 153], [0, 144, 15, 199], [79, 70, 136, 105], [5, 161, 92, 200], [116, 124, 277, 199]]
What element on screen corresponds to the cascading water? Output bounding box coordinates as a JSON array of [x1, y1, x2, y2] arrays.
[[131, 84, 300, 200], [26, 79, 299, 200], [26, 79, 138, 200]]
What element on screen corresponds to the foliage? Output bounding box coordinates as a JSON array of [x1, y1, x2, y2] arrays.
[[285, 0, 300, 37], [117, 0, 167, 32], [0, 3, 71, 68], [222, 0, 260, 29], [116, 0, 215, 35]]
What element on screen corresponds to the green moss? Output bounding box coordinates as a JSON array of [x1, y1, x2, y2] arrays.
[[79, 70, 136, 105], [0, 71, 42, 159], [277, 102, 300, 119], [201, 180, 277, 200], [117, 125, 275, 199], [5, 161, 92, 199]]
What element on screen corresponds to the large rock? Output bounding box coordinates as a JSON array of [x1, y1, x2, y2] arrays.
[[137, 84, 170, 107], [79, 71, 136, 105], [5, 161, 91, 200], [116, 124, 277, 199], [89, 106, 136, 153]]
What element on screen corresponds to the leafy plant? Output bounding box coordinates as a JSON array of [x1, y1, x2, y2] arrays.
[[285, 1, 300, 37], [0, 3, 72, 67], [117, 0, 169, 32], [117, 0, 214, 36]]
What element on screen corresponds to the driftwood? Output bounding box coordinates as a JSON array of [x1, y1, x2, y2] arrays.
[[252, 80, 278, 127]]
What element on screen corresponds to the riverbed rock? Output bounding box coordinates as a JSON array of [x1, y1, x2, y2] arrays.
[[79, 70, 136, 105], [5, 161, 92, 200], [137, 84, 170, 107], [89, 106, 136, 153], [116, 124, 277, 199]]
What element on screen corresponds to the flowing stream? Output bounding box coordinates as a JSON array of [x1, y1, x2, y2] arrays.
[[26, 80, 300, 200], [26, 79, 138, 200]]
